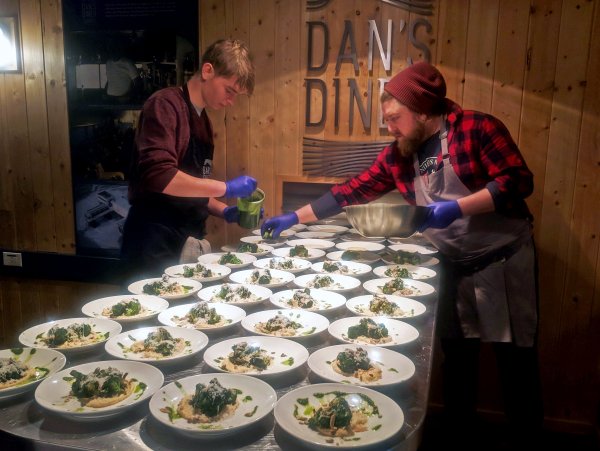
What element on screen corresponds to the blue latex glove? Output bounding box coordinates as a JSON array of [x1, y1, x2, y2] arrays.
[[261, 212, 299, 238], [224, 175, 257, 198], [223, 206, 264, 224], [419, 200, 462, 231]]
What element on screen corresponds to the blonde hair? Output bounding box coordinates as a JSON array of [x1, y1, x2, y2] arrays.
[[201, 39, 255, 95]]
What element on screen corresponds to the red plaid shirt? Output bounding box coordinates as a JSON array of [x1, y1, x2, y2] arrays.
[[331, 101, 533, 219]]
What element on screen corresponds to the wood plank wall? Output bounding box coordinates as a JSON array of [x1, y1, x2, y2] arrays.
[[0, 0, 598, 434]]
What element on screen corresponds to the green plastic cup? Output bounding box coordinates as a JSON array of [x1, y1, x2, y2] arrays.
[[237, 188, 265, 229]]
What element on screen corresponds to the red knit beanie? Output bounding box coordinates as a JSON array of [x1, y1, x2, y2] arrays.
[[384, 61, 446, 115]]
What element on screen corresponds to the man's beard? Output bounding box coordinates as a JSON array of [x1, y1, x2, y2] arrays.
[[396, 120, 428, 157]]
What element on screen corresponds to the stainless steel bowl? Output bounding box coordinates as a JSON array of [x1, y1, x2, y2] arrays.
[[344, 204, 429, 238]]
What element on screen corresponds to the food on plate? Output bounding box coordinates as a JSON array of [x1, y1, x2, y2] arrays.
[[172, 302, 231, 328], [360, 295, 412, 317], [287, 288, 317, 309], [171, 377, 239, 424], [331, 348, 382, 383], [143, 276, 193, 296], [181, 263, 215, 279], [294, 392, 379, 438], [346, 318, 391, 344], [35, 322, 107, 349], [289, 245, 309, 258], [125, 327, 186, 359], [237, 242, 265, 254], [322, 260, 352, 274], [389, 251, 421, 265], [211, 284, 259, 304], [248, 269, 282, 285], [383, 266, 411, 278], [255, 314, 302, 337], [66, 366, 140, 408], [380, 277, 415, 296], [102, 298, 145, 319], [219, 252, 243, 265], [307, 275, 342, 289], [0, 358, 41, 389], [218, 342, 272, 373], [268, 258, 297, 270]]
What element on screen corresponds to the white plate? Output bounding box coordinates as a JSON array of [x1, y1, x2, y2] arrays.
[[35, 360, 163, 421], [253, 257, 312, 274], [197, 283, 272, 307], [382, 252, 439, 267], [328, 317, 419, 347], [290, 223, 307, 232], [128, 277, 202, 300], [294, 273, 361, 293], [241, 309, 329, 340], [197, 252, 256, 269], [311, 260, 372, 277], [203, 336, 308, 376], [149, 373, 277, 437], [157, 302, 246, 332], [104, 326, 209, 365], [164, 263, 231, 283], [240, 234, 287, 248], [326, 250, 380, 265], [229, 268, 295, 289], [270, 289, 347, 313], [294, 231, 337, 240], [81, 294, 169, 323], [307, 224, 349, 234], [340, 232, 386, 243], [362, 278, 435, 298], [231, 242, 274, 257], [372, 264, 436, 280], [19, 318, 122, 354], [346, 295, 426, 319], [252, 228, 297, 237], [387, 233, 431, 245], [274, 383, 404, 448], [0, 348, 66, 400], [335, 241, 386, 252], [285, 238, 336, 250], [272, 246, 326, 261], [388, 243, 438, 255], [307, 345, 415, 387]]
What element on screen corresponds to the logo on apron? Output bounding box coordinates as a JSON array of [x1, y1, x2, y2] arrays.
[[202, 158, 213, 178]]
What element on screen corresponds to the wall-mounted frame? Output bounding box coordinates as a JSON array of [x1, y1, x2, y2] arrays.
[[0, 15, 22, 73]]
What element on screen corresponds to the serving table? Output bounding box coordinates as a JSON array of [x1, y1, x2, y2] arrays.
[[0, 236, 439, 451]]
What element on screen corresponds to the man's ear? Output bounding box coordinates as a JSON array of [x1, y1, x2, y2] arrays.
[[201, 62, 215, 81]]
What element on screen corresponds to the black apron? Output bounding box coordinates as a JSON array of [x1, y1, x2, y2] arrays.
[[121, 84, 214, 278]]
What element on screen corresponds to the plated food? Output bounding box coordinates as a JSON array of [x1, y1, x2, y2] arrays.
[[328, 317, 419, 347], [241, 309, 329, 339], [164, 263, 231, 283], [0, 348, 66, 400], [253, 257, 312, 274], [362, 277, 435, 298], [388, 243, 438, 255], [326, 250, 381, 265], [294, 273, 361, 293], [270, 288, 346, 313], [128, 276, 202, 300], [252, 228, 297, 237], [158, 301, 246, 332], [81, 294, 169, 323], [372, 264, 436, 280], [311, 260, 372, 277], [197, 283, 272, 307], [105, 326, 208, 364], [35, 360, 163, 421], [19, 318, 121, 354], [197, 252, 256, 269], [381, 250, 439, 267], [308, 345, 415, 387], [274, 383, 404, 447], [235, 242, 274, 257], [272, 246, 326, 261], [346, 295, 426, 319], [149, 373, 277, 437], [203, 336, 309, 376], [285, 238, 336, 250], [229, 268, 294, 288]]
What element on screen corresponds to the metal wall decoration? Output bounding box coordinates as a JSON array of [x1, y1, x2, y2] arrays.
[[306, 0, 434, 16], [303, 138, 393, 177], [0, 16, 22, 73]]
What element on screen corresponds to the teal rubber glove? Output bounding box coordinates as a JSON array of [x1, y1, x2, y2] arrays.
[[261, 212, 299, 238], [419, 200, 462, 231]]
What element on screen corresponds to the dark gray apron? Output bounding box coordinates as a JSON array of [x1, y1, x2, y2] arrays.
[[414, 118, 537, 346]]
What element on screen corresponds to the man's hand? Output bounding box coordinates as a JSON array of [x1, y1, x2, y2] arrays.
[[223, 206, 264, 224], [260, 212, 299, 238], [419, 200, 462, 231], [224, 175, 257, 198]]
